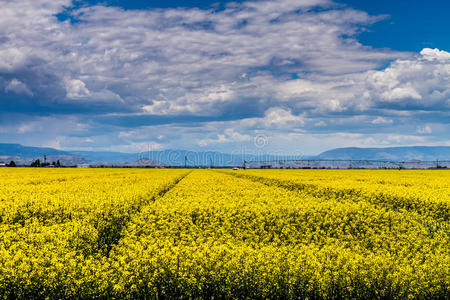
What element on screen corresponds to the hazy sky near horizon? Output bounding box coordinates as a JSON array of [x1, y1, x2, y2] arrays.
[[0, 0, 449, 155]]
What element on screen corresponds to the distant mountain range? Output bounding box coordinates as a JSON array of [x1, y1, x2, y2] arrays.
[[0, 143, 303, 166], [317, 146, 450, 161], [0, 144, 70, 157], [0, 143, 449, 166]]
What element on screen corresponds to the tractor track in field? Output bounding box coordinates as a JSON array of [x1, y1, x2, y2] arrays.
[[96, 170, 192, 257]]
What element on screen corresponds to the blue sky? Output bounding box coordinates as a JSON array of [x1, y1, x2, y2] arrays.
[[0, 0, 449, 154], [66, 0, 450, 52]]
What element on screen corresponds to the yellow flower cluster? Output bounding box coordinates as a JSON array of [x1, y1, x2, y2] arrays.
[[230, 169, 450, 221], [0, 168, 448, 298]]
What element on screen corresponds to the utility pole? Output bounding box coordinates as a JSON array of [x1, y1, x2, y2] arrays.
[[185, 155, 187, 168]]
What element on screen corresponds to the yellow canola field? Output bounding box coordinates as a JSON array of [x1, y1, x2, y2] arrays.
[[109, 170, 449, 299], [0, 168, 189, 298], [228, 169, 450, 221], [0, 168, 448, 299]]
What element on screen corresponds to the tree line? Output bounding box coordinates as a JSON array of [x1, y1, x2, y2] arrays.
[[1, 160, 63, 167], [29, 159, 62, 167]]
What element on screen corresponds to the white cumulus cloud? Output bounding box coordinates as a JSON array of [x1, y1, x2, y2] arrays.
[[66, 79, 90, 99], [5, 79, 33, 96]]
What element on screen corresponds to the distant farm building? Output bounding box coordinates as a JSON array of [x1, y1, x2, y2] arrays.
[[0, 162, 6, 167], [77, 164, 91, 168]]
